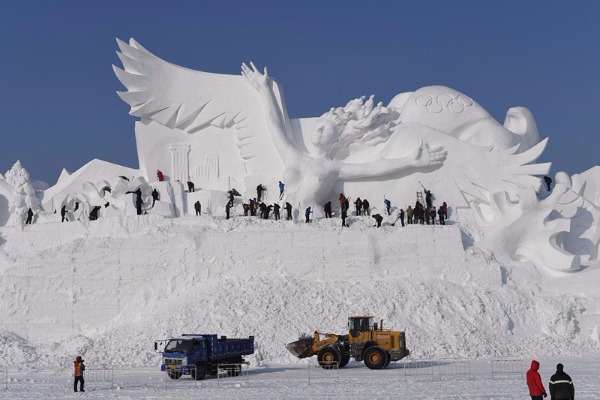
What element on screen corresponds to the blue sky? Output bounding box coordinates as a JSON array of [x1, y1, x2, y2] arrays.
[[1, 1, 598, 184]]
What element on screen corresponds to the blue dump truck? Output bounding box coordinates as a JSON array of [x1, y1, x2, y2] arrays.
[[155, 334, 254, 380]]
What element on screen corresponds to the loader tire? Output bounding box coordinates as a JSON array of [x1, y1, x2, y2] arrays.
[[339, 352, 351, 368], [384, 351, 391, 367], [364, 346, 387, 369], [318, 346, 341, 369]]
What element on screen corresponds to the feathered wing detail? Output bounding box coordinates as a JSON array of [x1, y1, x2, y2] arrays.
[[113, 38, 285, 190]]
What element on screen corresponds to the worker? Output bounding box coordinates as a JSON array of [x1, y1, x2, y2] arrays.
[[73, 355, 85, 392]]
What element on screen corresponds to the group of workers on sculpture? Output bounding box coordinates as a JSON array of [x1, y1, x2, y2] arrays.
[[218, 181, 449, 228]]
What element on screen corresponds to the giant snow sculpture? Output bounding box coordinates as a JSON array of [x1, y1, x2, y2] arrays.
[[111, 37, 596, 272]]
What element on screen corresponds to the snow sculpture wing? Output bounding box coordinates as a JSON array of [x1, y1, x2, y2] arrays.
[[113, 38, 285, 184]]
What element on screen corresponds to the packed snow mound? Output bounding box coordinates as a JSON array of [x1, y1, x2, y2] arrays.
[[0, 215, 599, 370]]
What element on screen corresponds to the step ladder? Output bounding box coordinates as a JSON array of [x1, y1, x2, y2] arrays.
[[416, 191, 424, 204]]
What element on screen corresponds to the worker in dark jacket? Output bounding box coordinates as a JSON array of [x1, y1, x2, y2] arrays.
[[26, 208, 34, 224], [362, 199, 370, 216], [273, 203, 281, 220], [372, 213, 383, 228], [73, 355, 85, 392], [194, 201, 201, 216], [61, 205, 68, 222], [549, 363, 574, 400], [526, 360, 547, 400], [305, 206, 312, 223], [285, 202, 293, 220], [324, 201, 332, 218], [151, 188, 159, 207]]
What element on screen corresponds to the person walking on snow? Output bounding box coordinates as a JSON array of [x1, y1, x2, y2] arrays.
[[73, 355, 85, 392], [151, 188, 159, 207], [384, 198, 391, 215], [61, 205, 69, 222], [526, 360, 547, 400], [549, 363, 574, 400], [194, 201, 201, 216], [25, 208, 33, 224], [361, 198, 370, 216]]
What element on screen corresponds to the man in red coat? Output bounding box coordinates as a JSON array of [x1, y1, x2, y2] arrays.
[[526, 360, 547, 399]]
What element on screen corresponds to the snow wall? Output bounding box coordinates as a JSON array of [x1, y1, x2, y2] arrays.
[[0, 215, 599, 369]]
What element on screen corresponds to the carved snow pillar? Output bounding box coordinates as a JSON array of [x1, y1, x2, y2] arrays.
[[169, 144, 191, 183]]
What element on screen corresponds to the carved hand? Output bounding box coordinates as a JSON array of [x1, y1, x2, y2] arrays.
[[410, 141, 447, 168], [241, 62, 269, 92]]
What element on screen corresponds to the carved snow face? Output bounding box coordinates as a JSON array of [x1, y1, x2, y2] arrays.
[[311, 118, 338, 147]]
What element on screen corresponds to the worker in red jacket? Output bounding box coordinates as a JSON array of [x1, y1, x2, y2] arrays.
[[526, 360, 547, 399]]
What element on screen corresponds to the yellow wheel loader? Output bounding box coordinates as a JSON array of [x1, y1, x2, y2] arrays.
[[286, 316, 409, 369]]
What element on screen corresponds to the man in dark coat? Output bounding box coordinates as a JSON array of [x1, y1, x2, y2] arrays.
[[438, 206, 445, 225], [194, 201, 201, 216], [526, 359, 547, 400], [151, 188, 159, 207], [398, 208, 405, 227], [372, 214, 383, 228], [543, 175, 552, 191], [354, 198, 362, 216], [225, 201, 232, 220], [549, 363, 574, 400], [61, 205, 68, 222], [187, 181, 195, 192], [305, 206, 312, 223], [26, 208, 34, 224], [362, 199, 370, 216], [256, 184, 265, 202], [273, 203, 281, 220], [285, 202, 293, 220], [324, 201, 332, 218]]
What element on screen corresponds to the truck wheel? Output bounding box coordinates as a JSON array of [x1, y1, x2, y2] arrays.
[[363, 346, 387, 369], [339, 352, 351, 368], [167, 371, 181, 380], [191, 363, 207, 380], [317, 346, 341, 369]]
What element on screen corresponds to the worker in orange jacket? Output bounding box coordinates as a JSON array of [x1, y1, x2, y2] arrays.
[[73, 355, 85, 392]]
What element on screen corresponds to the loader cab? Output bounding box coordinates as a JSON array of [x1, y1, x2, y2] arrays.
[[348, 316, 374, 337]]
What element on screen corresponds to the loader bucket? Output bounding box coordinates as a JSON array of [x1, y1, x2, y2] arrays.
[[286, 337, 314, 359]]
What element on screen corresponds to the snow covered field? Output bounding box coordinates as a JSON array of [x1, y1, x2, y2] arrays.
[[1, 214, 600, 398], [2, 357, 600, 399]]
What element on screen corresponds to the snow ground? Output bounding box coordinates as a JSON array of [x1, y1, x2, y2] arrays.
[[1, 214, 600, 398], [2, 357, 599, 399]]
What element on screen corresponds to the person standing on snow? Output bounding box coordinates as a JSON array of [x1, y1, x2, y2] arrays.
[[323, 201, 332, 218], [25, 208, 34, 224], [549, 363, 574, 400], [406, 205, 414, 224], [256, 184, 266, 202], [305, 206, 312, 223], [61, 205, 68, 222], [156, 170, 164, 181], [194, 201, 201, 216], [526, 360, 547, 400], [384, 198, 391, 215], [361, 198, 370, 216], [73, 355, 85, 392], [285, 202, 293, 220], [273, 203, 281, 220], [354, 197, 362, 216], [543, 175, 552, 192]]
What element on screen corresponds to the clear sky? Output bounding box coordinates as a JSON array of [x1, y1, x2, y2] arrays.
[[1, 1, 598, 184]]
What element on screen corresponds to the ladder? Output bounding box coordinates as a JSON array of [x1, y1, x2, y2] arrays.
[[416, 191, 424, 204]]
